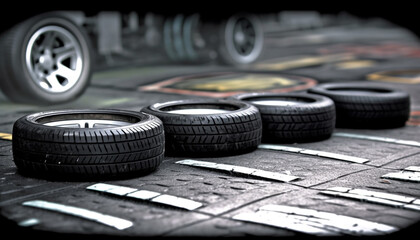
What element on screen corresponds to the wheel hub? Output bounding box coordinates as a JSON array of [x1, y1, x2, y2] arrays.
[[38, 49, 55, 72]]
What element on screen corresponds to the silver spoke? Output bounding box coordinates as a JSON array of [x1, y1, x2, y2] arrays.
[[45, 73, 65, 91], [54, 64, 78, 84], [54, 44, 76, 60]]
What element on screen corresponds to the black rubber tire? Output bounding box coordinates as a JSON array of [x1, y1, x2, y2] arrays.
[[141, 99, 262, 156], [308, 82, 410, 129], [0, 12, 92, 105], [12, 109, 165, 180], [230, 92, 336, 143]]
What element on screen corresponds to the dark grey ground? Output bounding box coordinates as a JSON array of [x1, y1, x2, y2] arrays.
[[1, 13, 420, 238]]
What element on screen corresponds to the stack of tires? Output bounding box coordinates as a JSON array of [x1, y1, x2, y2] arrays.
[[11, 81, 410, 180]]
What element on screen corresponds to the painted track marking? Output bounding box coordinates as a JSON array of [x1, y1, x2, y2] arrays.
[[333, 132, 420, 147], [175, 159, 300, 183], [258, 144, 369, 164], [22, 200, 133, 230], [87, 183, 203, 211], [320, 187, 420, 211], [382, 166, 420, 182], [233, 204, 398, 236]]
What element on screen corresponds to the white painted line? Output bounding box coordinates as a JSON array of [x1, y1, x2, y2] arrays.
[[22, 200, 133, 230], [151, 194, 203, 211], [233, 211, 335, 236], [405, 166, 420, 172], [176, 159, 300, 183], [87, 183, 203, 210], [333, 132, 420, 147], [18, 218, 40, 227], [320, 187, 420, 211], [233, 204, 397, 236], [86, 183, 137, 196], [381, 166, 420, 182], [258, 144, 369, 164], [382, 171, 420, 182]]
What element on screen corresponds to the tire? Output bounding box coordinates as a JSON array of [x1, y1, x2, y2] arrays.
[[217, 14, 264, 66], [0, 12, 93, 105], [12, 109, 165, 179], [308, 82, 410, 129], [230, 92, 336, 143], [141, 99, 262, 156]]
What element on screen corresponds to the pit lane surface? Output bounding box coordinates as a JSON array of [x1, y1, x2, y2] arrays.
[[1, 13, 420, 238]]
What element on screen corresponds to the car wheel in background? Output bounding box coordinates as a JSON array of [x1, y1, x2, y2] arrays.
[[217, 14, 264, 66], [12, 109, 164, 179], [308, 82, 410, 128], [141, 99, 262, 156], [230, 92, 336, 143], [0, 12, 92, 105]]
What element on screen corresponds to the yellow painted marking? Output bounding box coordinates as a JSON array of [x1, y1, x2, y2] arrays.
[[0, 133, 12, 140], [334, 60, 376, 69], [368, 70, 420, 84], [254, 54, 355, 71], [185, 75, 297, 92]]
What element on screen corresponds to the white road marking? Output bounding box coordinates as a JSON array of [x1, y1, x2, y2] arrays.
[[381, 166, 420, 182], [333, 132, 420, 147], [258, 144, 369, 164], [22, 200, 133, 230], [320, 187, 420, 211], [175, 159, 300, 183], [233, 204, 398, 236], [86, 183, 203, 210]]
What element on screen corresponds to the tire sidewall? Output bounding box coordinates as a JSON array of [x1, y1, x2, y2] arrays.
[[308, 83, 409, 103]]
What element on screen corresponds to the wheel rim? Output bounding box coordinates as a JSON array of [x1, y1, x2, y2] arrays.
[[25, 25, 83, 93], [225, 16, 263, 63], [36, 113, 140, 128], [43, 119, 131, 128], [250, 99, 303, 106], [167, 108, 232, 115], [233, 17, 255, 56], [160, 103, 240, 115]]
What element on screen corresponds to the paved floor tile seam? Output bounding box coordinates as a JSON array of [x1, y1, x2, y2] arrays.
[[160, 190, 296, 236], [377, 150, 420, 169]]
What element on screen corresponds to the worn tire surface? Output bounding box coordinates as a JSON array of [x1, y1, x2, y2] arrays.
[[308, 82, 410, 128], [12, 109, 165, 179], [230, 92, 336, 143], [142, 99, 262, 156]]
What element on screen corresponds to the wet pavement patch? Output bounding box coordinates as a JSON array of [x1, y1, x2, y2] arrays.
[[333, 132, 420, 147]]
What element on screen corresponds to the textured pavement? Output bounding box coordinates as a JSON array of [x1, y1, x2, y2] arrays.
[[1, 13, 420, 238]]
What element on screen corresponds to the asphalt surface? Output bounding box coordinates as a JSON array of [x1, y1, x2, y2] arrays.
[[1, 13, 420, 238]]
